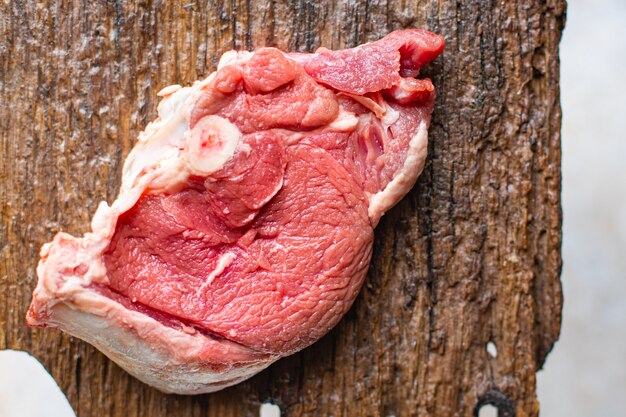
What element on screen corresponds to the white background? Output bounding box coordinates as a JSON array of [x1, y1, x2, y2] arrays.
[[536, 0, 626, 415]]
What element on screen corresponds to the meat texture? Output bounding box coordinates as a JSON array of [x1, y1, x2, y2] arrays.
[[26, 29, 444, 394]]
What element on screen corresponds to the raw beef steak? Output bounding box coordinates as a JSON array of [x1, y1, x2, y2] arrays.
[[26, 29, 444, 394]]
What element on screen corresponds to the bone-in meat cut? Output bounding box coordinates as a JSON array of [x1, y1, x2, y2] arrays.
[[26, 29, 445, 394]]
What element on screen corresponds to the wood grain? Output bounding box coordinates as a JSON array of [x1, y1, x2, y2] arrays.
[[0, 1, 565, 416]]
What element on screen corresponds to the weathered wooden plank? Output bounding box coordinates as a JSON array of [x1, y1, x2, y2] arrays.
[[0, 1, 565, 416]]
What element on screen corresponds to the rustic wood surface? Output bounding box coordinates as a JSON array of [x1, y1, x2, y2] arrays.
[[0, 1, 565, 416]]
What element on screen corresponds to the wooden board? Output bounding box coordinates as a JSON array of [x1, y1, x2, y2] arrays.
[[0, 1, 565, 416]]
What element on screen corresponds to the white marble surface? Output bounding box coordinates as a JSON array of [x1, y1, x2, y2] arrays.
[[536, 0, 626, 416], [0, 1, 624, 416]]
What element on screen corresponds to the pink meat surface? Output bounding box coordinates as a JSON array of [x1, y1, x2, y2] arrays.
[[26, 29, 444, 394]]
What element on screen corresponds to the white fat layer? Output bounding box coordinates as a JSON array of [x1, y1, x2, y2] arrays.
[[47, 296, 276, 395], [337, 92, 399, 126], [218, 50, 253, 69], [121, 73, 237, 197], [277, 107, 359, 146], [157, 84, 182, 96], [368, 121, 428, 224], [381, 101, 400, 126], [121, 85, 194, 193], [36, 233, 111, 299], [329, 108, 360, 131], [196, 252, 237, 295]]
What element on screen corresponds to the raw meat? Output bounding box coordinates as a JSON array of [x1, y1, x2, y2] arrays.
[[26, 29, 444, 394]]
